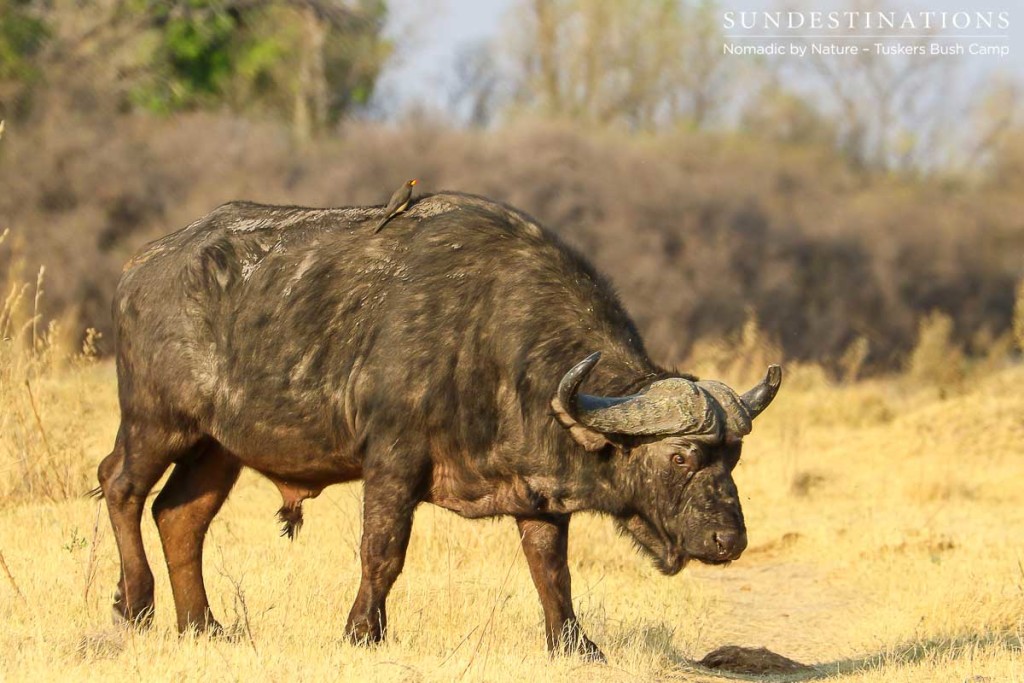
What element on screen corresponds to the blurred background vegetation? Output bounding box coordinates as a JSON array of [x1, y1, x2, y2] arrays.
[[0, 0, 1022, 376]]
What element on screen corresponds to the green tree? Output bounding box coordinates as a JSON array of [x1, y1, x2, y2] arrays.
[[0, 0, 49, 119], [132, 1, 238, 112], [134, 0, 391, 139]]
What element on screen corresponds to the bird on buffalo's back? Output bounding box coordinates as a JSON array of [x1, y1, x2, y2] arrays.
[[372, 179, 418, 233]]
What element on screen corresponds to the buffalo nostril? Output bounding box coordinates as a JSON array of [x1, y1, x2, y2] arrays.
[[712, 531, 731, 554], [711, 530, 745, 558]]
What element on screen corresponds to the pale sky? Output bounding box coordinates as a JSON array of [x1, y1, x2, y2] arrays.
[[375, 0, 1024, 114]]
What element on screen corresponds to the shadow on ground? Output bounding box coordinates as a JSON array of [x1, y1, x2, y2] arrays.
[[661, 629, 1022, 681]]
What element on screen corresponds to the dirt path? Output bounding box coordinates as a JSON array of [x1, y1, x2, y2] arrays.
[[689, 555, 868, 665]]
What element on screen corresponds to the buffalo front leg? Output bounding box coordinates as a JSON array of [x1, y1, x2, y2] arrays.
[[516, 515, 605, 662], [152, 440, 242, 634], [345, 466, 423, 645]]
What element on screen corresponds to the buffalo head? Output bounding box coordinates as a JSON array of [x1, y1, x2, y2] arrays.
[[552, 352, 782, 575]]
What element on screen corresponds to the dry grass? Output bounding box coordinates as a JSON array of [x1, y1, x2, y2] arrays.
[[0, 234, 105, 504], [1, 334, 1022, 681], [1015, 278, 1024, 354]]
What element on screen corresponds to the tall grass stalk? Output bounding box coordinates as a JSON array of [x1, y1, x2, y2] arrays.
[[0, 231, 103, 504]]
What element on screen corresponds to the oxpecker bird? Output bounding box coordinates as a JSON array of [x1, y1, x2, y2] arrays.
[[373, 179, 418, 233]]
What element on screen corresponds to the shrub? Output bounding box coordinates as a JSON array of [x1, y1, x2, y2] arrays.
[[0, 114, 1020, 372], [906, 312, 965, 395]]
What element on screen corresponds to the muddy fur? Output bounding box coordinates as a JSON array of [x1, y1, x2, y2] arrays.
[[95, 192, 782, 659]]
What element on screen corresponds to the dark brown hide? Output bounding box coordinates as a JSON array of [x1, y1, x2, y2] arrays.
[[96, 193, 781, 659]]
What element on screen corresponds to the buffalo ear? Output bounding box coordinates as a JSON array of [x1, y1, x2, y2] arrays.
[[551, 397, 611, 452]]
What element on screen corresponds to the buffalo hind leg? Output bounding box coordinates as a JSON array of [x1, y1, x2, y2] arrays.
[[345, 462, 424, 644], [98, 422, 188, 627], [517, 515, 605, 662], [152, 439, 242, 634]]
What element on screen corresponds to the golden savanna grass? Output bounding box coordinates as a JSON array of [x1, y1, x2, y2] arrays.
[[1, 257, 1023, 682]]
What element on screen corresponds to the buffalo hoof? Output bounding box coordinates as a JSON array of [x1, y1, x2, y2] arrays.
[[345, 620, 385, 647], [179, 616, 228, 639], [111, 603, 154, 630], [111, 587, 155, 629], [564, 637, 606, 663], [552, 624, 607, 663]]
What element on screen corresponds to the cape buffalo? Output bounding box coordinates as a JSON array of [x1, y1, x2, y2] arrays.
[[96, 192, 782, 661]]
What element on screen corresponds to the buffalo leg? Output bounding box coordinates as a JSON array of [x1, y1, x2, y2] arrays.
[[152, 439, 242, 634], [345, 466, 422, 644], [516, 515, 605, 662], [98, 422, 188, 626]]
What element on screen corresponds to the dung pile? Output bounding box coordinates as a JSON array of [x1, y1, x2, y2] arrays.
[[699, 645, 813, 675]]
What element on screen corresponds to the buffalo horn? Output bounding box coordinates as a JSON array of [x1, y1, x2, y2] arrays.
[[740, 365, 783, 418], [557, 353, 713, 436]]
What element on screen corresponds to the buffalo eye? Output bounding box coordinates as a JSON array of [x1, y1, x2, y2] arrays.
[[671, 446, 700, 472]]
